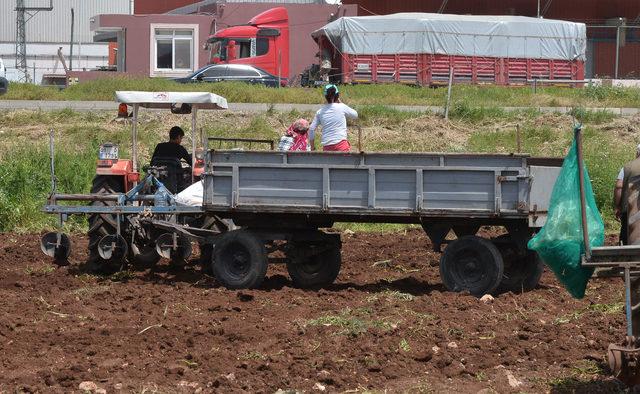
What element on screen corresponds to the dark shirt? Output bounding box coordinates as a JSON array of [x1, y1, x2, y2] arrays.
[[152, 142, 192, 166]]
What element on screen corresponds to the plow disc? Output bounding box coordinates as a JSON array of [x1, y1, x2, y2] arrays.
[[97, 234, 128, 261], [155, 233, 192, 262], [608, 339, 640, 386], [40, 232, 71, 264]]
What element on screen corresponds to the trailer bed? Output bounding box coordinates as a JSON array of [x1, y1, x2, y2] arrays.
[[203, 151, 559, 225]]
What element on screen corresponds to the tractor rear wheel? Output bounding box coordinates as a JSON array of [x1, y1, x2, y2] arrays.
[[89, 175, 160, 274]]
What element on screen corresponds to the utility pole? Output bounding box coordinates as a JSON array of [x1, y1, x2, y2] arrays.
[[14, 0, 54, 83], [15, 0, 27, 82], [537, 0, 541, 17]]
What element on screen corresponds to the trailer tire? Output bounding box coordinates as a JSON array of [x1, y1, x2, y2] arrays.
[[286, 242, 341, 288], [496, 238, 543, 293], [87, 175, 127, 274], [439, 235, 504, 296], [213, 230, 267, 289]]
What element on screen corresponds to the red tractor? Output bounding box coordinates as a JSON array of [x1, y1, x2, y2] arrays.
[[42, 91, 227, 273]]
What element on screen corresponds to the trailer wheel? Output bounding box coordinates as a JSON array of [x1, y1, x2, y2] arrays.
[[286, 242, 341, 288], [439, 235, 504, 296], [87, 175, 127, 274], [496, 238, 543, 293], [212, 230, 267, 289]]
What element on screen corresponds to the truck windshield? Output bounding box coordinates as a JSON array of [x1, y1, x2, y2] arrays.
[[210, 38, 228, 61]]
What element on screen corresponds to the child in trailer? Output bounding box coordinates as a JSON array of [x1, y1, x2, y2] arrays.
[[278, 118, 311, 151]]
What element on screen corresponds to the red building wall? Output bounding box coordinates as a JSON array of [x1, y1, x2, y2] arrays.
[[592, 42, 640, 78], [135, 0, 198, 15]]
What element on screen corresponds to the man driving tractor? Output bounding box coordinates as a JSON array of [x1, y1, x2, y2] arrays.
[[151, 126, 192, 193], [152, 126, 192, 167]]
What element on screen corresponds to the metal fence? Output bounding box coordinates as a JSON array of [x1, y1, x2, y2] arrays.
[[587, 25, 640, 79]]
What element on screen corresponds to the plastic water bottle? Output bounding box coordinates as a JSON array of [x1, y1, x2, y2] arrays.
[[154, 188, 169, 207], [278, 135, 294, 151]]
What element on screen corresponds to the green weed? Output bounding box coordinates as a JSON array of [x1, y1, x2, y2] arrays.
[[399, 338, 411, 352], [306, 307, 395, 337]]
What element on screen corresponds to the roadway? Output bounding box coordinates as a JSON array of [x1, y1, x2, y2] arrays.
[[0, 100, 638, 116]]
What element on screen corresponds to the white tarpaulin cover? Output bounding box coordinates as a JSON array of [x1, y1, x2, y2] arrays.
[[312, 13, 586, 61], [115, 91, 228, 109], [175, 180, 204, 206]]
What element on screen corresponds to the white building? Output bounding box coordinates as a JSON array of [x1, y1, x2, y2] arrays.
[[0, 0, 131, 83]]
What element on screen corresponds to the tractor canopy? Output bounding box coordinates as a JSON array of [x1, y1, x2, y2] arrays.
[[115, 91, 228, 110]]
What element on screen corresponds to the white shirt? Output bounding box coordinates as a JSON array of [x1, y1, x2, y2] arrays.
[[309, 103, 358, 146]]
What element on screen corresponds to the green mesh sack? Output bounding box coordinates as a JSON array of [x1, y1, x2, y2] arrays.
[[527, 136, 604, 299]]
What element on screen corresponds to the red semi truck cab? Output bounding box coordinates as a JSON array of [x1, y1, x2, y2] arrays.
[[208, 7, 290, 84]]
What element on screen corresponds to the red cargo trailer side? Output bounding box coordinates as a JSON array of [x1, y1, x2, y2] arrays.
[[340, 53, 585, 86]]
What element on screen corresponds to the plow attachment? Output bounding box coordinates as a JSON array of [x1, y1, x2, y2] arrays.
[[40, 232, 71, 264]]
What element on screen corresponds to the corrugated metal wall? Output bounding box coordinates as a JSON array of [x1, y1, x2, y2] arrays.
[[0, 0, 130, 43]]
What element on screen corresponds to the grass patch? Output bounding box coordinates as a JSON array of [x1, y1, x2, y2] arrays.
[[305, 307, 396, 337], [334, 223, 418, 233], [24, 264, 55, 276], [553, 302, 624, 325], [367, 290, 415, 303], [5, 77, 640, 108], [0, 142, 97, 232], [0, 105, 634, 233], [241, 351, 267, 361], [398, 338, 411, 352]]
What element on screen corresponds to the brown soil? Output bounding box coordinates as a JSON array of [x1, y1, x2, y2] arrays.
[[0, 230, 629, 393]]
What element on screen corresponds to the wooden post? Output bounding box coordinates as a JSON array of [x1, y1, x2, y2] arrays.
[[444, 66, 454, 120], [516, 124, 521, 153]]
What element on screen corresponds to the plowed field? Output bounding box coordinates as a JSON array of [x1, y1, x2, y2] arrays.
[[0, 230, 627, 393]]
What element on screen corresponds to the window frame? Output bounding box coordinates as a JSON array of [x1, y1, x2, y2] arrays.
[[149, 24, 199, 78]]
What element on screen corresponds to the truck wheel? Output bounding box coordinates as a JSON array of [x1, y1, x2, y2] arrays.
[[213, 230, 267, 289], [496, 238, 544, 293], [286, 242, 341, 288], [87, 175, 125, 274], [439, 235, 504, 296]]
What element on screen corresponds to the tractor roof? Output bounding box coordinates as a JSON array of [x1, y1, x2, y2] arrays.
[[115, 91, 228, 110]]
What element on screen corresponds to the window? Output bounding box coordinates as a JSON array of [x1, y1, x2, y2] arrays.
[[202, 66, 226, 78], [227, 66, 260, 77], [256, 38, 269, 56], [154, 28, 193, 71]]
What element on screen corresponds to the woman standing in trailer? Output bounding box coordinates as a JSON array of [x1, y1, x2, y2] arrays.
[[308, 84, 358, 152]]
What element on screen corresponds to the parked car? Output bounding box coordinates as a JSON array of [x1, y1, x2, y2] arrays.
[[174, 64, 287, 87], [0, 57, 7, 95]]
